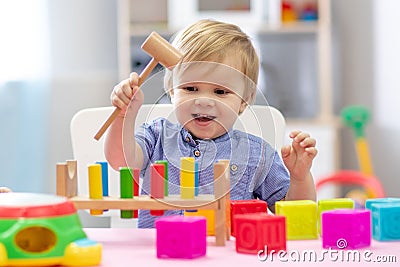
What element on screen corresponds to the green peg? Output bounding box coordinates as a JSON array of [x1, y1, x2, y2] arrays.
[[120, 167, 133, 218]]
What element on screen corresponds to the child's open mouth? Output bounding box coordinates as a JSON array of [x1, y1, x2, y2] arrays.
[[192, 113, 216, 122]]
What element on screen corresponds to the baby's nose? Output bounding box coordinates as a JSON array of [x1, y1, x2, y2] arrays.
[[194, 97, 215, 107]]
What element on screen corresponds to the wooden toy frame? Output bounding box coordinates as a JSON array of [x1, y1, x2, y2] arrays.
[[56, 160, 230, 246]]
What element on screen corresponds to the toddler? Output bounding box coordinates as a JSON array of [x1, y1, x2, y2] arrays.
[[105, 19, 317, 228]]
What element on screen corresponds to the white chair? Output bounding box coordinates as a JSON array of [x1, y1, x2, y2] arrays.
[[70, 104, 285, 227]]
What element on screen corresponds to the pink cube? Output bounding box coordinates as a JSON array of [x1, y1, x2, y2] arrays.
[[322, 209, 371, 249], [155, 215, 206, 259], [234, 213, 286, 254]]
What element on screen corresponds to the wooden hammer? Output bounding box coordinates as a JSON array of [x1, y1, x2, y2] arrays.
[[94, 32, 181, 140]]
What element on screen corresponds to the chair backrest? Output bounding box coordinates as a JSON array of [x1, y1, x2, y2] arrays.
[[70, 104, 285, 197]]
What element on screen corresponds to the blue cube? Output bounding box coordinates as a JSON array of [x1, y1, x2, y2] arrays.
[[370, 203, 400, 241], [365, 198, 400, 210]]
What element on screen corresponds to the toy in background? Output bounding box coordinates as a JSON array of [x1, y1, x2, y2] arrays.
[[0, 193, 101, 267], [281, 0, 318, 23], [316, 106, 385, 208], [341, 106, 380, 206], [316, 170, 385, 208], [342, 106, 374, 175]]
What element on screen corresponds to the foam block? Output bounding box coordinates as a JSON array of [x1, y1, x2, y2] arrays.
[[234, 213, 286, 254], [155, 215, 206, 259], [276, 200, 317, 240], [322, 209, 371, 249]]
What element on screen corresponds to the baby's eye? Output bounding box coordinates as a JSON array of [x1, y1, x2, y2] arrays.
[[214, 88, 229, 95], [183, 86, 197, 92]]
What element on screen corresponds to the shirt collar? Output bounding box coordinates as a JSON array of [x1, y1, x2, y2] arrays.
[[180, 125, 233, 145]]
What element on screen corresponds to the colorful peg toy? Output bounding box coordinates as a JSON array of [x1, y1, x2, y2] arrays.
[[56, 157, 231, 246]]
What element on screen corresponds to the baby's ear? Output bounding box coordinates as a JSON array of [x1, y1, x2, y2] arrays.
[[239, 100, 247, 114], [163, 71, 174, 102], [168, 88, 175, 104], [239, 91, 254, 114]]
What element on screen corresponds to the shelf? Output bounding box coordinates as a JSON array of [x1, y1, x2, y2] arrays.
[[130, 20, 318, 37], [257, 21, 318, 34], [130, 23, 171, 37]]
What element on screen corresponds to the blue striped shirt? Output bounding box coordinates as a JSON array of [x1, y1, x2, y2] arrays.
[[135, 118, 289, 228]]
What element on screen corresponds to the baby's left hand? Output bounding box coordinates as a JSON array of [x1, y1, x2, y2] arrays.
[[0, 187, 11, 193], [281, 130, 317, 181]]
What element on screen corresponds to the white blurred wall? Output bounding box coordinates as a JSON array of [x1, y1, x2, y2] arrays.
[[333, 0, 400, 197], [371, 0, 400, 196], [45, 0, 118, 193]]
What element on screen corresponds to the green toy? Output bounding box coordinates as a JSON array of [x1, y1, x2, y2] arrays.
[[0, 193, 101, 266], [341, 106, 374, 175]]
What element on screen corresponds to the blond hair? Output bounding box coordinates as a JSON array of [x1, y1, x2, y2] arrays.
[[165, 19, 259, 104]]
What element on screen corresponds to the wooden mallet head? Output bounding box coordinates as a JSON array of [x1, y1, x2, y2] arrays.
[[94, 32, 182, 140], [141, 31, 181, 68]]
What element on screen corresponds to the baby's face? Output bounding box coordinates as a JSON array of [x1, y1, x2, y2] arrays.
[[170, 58, 248, 139]]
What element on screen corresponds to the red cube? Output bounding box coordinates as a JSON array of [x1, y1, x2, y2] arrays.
[[230, 199, 268, 236], [234, 213, 286, 254]]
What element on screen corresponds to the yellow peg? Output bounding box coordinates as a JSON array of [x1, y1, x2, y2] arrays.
[[88, 164, 103, 215], [180, 157, 195, 199]]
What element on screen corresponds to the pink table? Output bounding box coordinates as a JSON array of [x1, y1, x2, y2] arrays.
[[84, 228, 400, 266]]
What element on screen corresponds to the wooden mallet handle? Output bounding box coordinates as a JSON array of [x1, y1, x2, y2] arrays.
[[93, 58, 157, 140], [94, 32, 181, 140]]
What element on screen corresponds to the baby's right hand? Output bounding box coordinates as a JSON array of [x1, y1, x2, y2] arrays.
[[111, 72, 144, 115]]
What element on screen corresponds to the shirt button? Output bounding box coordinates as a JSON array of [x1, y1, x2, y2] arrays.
[[231, 164, 238, 172], [185, 137, 190, 142], [194, 150, 201, 157]]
